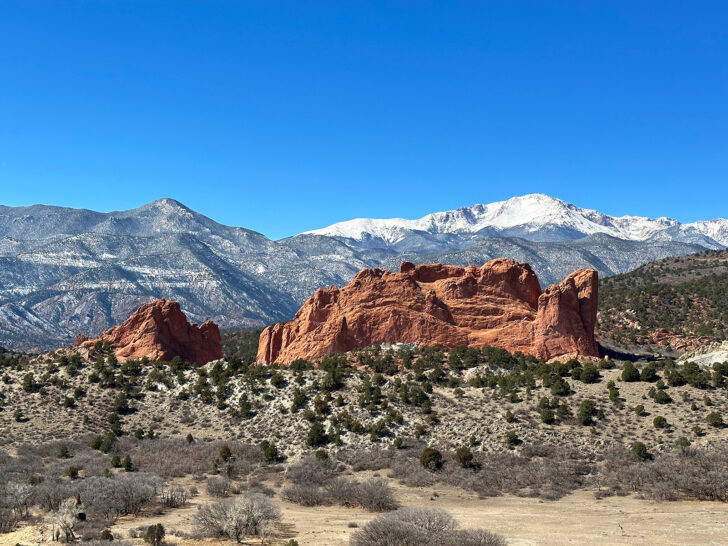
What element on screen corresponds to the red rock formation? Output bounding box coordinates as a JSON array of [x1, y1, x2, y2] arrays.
[[258, 259, 598, 364], [649, 328, 709, 353], [81, 299, 222, 364]]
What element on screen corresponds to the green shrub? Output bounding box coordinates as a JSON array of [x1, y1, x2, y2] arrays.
[[556, 403, 572, 420], [239, 393, 253, 419], [580, 364, 600, 383], [505, 430, 520, 449], [706, 412, 723, 427], [307, 422, 328, 447], [634, 404, 645, 416], [653, 416, 668, 429], [111, 455, 121, 468], [122, 455, 133, 471], [540, 407, 555, 424], [577, 399, 596, 426], [270, 372, 286, 388], [291, 388, 307, 413], [631, 441, 649, 460], [56, 443, 70, 458], [219, 445, 232, 461], [640, 365, 659, 382], [66, 466, 80, 479], [675, 437, 691, 448], [653, 390, 672, 404], [144, 523, 165, 546], [420, 447, 443, 470], [598, 359, 615, 370], [621, 362, 640, 382], [455, 446, 474, 468], [549, 377, 571, 396], [262, 443, 280, 464], [99, 432, 116, 453]]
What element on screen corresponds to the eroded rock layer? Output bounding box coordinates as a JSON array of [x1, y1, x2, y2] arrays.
[[81, 299, 222, 364], [258, 259, 598, 364]]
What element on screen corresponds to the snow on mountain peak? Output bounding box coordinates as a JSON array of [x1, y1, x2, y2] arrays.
[[302, 193, 726, 246]]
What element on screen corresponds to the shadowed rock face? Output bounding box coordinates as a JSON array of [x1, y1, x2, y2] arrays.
[[81, 299, 222, 365], [258, 259, 598, 364]]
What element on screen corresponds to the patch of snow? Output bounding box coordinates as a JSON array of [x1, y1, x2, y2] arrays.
[[678, 341, 728, 367]]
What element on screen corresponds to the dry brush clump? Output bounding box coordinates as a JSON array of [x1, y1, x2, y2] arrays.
[[194, 492, 281, 543], [283, 455, 399, 511], [127, 438, 260, 477], [602, 446, 728, 501], [350, 506, 506, 546]]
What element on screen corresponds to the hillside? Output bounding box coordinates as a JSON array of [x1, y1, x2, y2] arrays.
[[598, 249, 728, 346], [2, 342, 728, 543]]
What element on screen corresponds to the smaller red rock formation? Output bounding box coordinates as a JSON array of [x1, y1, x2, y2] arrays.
[[258, 259, 599, 364], [649, 328, 709, 353], [73, 334, 89, 347], [81, 299, 222, 364]]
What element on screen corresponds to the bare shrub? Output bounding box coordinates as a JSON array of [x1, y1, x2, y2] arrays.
[[337, 447, 395, 471], [351, 507, 505, 546], [160, 485, 190, 508], [130, 439, 259, 477], [0, 507, 20, 533], [281, 483, 328, 507], [206, 477, 231, 498], [325, 478, 398, 511], [603, 446, 728, 502], [3, 481, 32, 518], [390, 457, 434, 487], [350, 507, 453, 546], [32, 480, 76, 512], [195, 492, 281, 542], [442, 529, 507, 546], [78, 473, 160, 518], [48, 497, 85, 542], [326, 478, 360, 507], [286, 455, 340, 485], [463, 448, 591, 500], [353, 478, 399, 512]]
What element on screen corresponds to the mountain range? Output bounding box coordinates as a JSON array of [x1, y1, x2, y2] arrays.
[[1, 193, 725, 351]]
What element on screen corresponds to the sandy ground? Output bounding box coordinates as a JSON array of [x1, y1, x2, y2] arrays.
[[4, 479, 727, 546]]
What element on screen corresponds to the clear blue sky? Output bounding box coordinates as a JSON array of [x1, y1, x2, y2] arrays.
[[1, 2, 726, 239]]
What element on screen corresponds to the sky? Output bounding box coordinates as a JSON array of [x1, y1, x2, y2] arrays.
[[0, 1, 726, 240]]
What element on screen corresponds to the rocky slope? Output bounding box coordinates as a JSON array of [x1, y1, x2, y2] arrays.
[[258, 260, 598, 363], [79, 299, 222, 364], [0, 195, 722, 350]]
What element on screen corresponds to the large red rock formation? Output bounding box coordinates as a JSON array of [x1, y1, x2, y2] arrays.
[[81, 299, 222, 364], [258, 259, 598, 364]]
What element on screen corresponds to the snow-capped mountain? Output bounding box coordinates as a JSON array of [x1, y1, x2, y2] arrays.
[[0, 194, 724, 351], [304, 194, 728, 247]]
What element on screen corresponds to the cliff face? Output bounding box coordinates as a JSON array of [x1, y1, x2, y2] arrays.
[[80, 299, 222, 365], [258, 259, 598, 364]]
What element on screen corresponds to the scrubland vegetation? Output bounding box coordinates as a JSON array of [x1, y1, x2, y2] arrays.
[[599, 248, 728, 344], [1, 340, 728, 543]]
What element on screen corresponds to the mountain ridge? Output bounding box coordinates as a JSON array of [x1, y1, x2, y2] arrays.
[[0, 194, 724, 351], [302, 194, 728, 247]]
